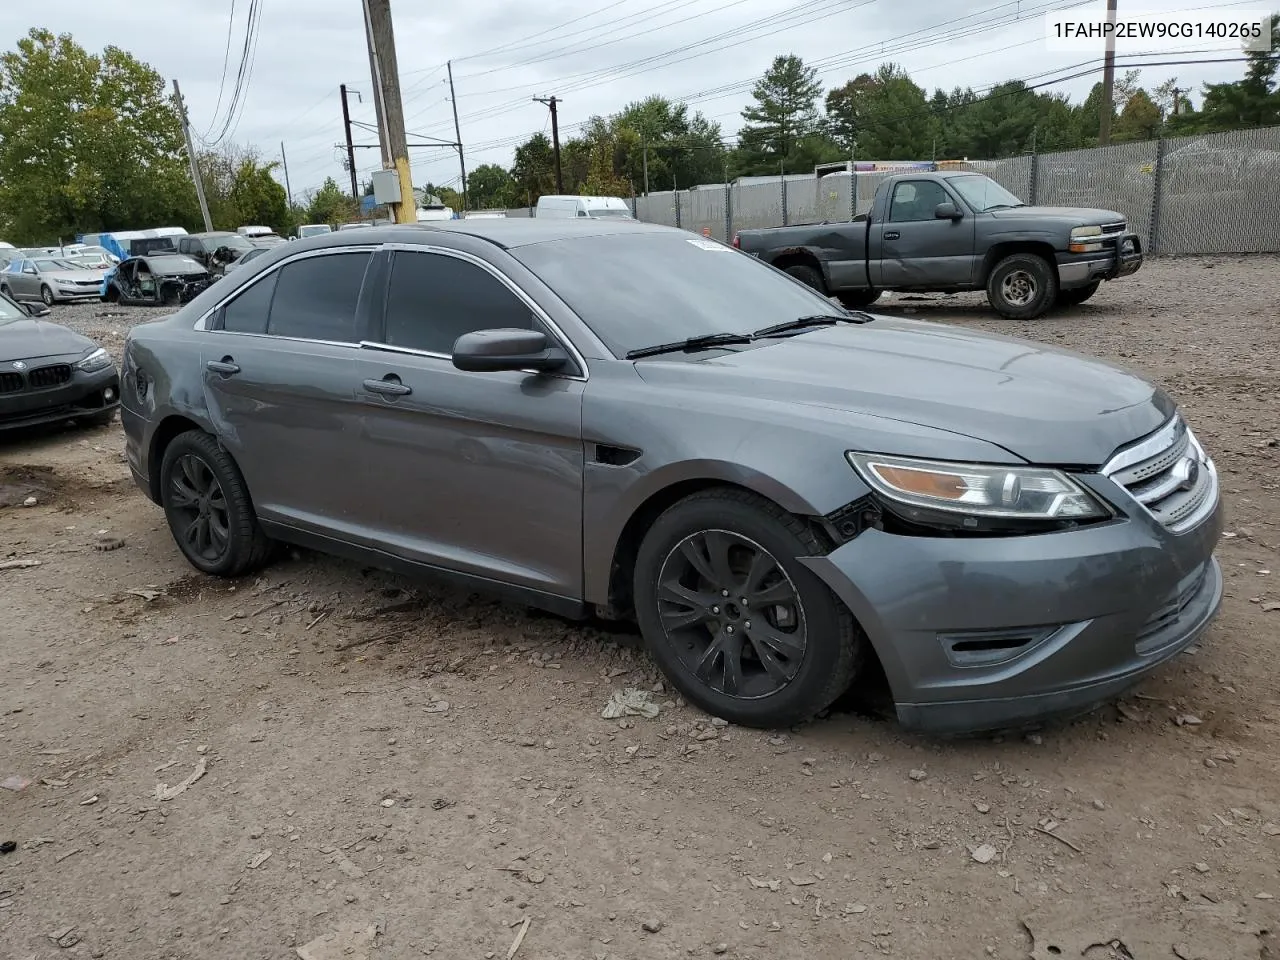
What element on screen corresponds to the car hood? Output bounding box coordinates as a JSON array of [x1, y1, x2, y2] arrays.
[[0, 317, 96, 362], [632, 317, 1173, 466], [988, 205, 1127, 225], [45, 269, 105, 282]]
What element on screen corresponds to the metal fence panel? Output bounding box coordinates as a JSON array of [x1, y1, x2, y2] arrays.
[[1037, 141, 1158, 248], [1156, 126, 1280, 255], [687, 187, 728, 240], [635, 192, 679, 227], [730, 180, 784, 231]]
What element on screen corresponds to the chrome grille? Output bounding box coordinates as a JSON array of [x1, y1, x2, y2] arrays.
[[1102, 416, 1218, 534], [28, 364, 72, 389]]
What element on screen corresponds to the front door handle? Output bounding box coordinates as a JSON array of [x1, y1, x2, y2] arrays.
[[363, 377, 412, 397], [206, 358, 240, 375], [883, 231, 900, 240]]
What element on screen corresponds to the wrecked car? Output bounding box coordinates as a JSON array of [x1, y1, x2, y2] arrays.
[[176, 232, 258, 276], [101, 254, 213, 307]]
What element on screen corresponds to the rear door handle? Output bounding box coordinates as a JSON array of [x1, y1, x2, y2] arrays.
[[363, 377, 412, 397], [206, 358, 240, 375], [883, 231, 900, 241]]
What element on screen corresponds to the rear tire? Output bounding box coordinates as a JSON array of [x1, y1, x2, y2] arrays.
[[633, 488, 864, 729], [159, 430, 274, 577], [986, 253, 1056, 320], [783, 263, 826, 294], [1056, 281, 1100, 307], [837, 289, 882, 309]]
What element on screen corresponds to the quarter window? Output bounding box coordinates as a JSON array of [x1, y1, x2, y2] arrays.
[[888, 180, 951, 222], [381, 251, 533, 355], [266, 252, 371, 342]]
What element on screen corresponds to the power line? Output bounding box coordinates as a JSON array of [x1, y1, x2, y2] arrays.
[[201, 0, 238, 140]]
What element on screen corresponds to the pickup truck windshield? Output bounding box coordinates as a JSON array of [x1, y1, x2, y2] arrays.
[[947, 175, 1026, 213], [515, 233, 844, 358]]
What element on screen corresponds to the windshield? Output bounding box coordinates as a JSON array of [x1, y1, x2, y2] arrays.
[[154, 256, 207, 274], [947, 175, 1025, 212], [210, 234, 255, 253], [514, 233, 846, 357], [299, 225, 331, 237], [0, 294, 25, 322], [33, 258, 86, 271]]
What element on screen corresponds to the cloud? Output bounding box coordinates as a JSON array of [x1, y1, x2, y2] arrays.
[[1, 0, 1250, 202]]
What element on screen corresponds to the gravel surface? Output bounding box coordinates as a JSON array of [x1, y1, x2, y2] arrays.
[[1, 256, 1278, 959]]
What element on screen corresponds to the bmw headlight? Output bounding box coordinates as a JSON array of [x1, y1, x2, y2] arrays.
[[75, 347, 112, 372], [847, 452, 1111, 532]]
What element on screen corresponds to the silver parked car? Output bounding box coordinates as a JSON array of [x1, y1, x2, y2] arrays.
[[119, 221, 1222, 735], [1, 255, 107, 305]]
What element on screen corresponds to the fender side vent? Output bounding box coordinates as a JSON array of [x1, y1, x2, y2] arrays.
[[592, 443, 641, 467], [938, 626, 1059, 668]]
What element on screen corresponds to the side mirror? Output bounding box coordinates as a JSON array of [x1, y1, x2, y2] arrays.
[[451, 328, 567, 374], [934, 202, 962, 220]]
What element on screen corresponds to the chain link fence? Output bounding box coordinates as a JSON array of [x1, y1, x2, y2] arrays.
[[502, 126, 1280, 256]]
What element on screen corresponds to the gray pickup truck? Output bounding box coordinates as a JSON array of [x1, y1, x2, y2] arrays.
[[732, 171, 1144, 319]]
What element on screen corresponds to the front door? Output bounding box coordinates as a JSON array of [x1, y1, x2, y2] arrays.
[[353, 247, 586, 601], [11, 260, 39, 299], [870, 179, 976, 288], [199, 249, 376, 532]]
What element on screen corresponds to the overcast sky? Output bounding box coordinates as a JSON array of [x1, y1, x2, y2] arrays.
[[3, 0, 1258, 201]]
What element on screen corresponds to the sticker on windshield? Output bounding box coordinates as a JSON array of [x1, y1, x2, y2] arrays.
[[686, 237, 730, 251]]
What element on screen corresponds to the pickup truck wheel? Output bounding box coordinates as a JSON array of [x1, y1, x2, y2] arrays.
[[1057, 281, 1100, 307], [987, 253, 1056, 320], [784, 263, 826, 294], [837, 289, 881, 309], [633, 488, 865, 729]]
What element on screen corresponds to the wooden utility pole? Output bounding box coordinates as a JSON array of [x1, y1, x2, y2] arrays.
[[534, 96, 564, 194], [1098, 0, 1119, 145], [340, 84, 360, 200], [280, 141, 294, 207], [173, 79, 213, 232], [447, 61, 468, 211], [363, 0, 416, 224], [365, 40, 392, 168]]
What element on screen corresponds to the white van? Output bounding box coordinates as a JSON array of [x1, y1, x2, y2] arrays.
[[416, 204, 455, 222], [535, 195, 633, 220]]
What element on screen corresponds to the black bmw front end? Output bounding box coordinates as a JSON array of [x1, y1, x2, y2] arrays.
[[0, 347, 120, 431]]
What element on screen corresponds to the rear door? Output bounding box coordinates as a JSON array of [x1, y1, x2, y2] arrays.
[[871, 179, 976, 288], [351, 245, 586, 599], [200, 247, 379, 533]]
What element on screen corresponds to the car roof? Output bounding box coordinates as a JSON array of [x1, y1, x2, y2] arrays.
[[287, 218, 672, 252]]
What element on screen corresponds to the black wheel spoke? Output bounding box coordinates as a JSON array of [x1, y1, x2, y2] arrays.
[[658, 580, 718, 630], [167, 477, 200, 510], [744, 550, 779, 596], [207, 512, 230, 551], [753, 641, 795, 684], [745, 619, 806, 659], [679, 538, 718, 584], [700, 530, 737, 586]]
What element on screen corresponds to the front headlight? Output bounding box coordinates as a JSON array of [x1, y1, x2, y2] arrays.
[[75, 347, 112, 372], [1070, 225, 1103, 239], [847, 452, 1111, 530]]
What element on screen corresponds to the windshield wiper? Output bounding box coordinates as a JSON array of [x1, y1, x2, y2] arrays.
[[625, 332, 754, 360], [751, 312, 873, 339]]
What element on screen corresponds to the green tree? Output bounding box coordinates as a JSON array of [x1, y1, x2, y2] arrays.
[[1185, 14, 1279, 131], [305, 177, 357, 225], [468, 162, 515, 209], [735, 54, 823, 174], [0, 28, 197, 243], [610, 95, 727, 190], [582, 132, 631, 197], [825, 64, 933, 159], [1113, 89, 1162, 141], [511, 132, 556, 204]]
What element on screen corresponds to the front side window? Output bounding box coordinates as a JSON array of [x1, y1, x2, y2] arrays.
[[888, 181, 951, 222], [221, 272, 278, 334], [380, 251, 533, 355], [266, 252, 370, 342]]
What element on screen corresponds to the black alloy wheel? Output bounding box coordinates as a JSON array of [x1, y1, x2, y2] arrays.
[[167, 453, 232, 566]]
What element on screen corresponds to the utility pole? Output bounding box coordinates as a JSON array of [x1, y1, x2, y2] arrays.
[[447, 61, 468, 211], [172, 79, 213, 232], [1172, 86, 1183, 116], [534, 96, 564, 194], [280, 141, 294, 208], [363, 0, 416, 224], [365, 40, 391, 168], [340, 84, 360, 201], [642, 140, 649, 196], [1098, 0, 1119, 146]]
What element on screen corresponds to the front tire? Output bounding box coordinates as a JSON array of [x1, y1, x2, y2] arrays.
[[837, 289, 882, 309], [40, 284, 55, 306], [986, 253, 1056, 319], [633, 488, 864, 729], [783, 263, 826, 293], [1056, 281, 1100, 307], [159, 430, 273, 577]]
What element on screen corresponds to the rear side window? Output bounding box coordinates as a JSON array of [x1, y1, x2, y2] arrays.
[[266, 252, 371, 342], [221, 272, 278, 334], [381, 251, 532, 355]]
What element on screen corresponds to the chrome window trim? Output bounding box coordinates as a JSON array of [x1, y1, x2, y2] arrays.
[[191, 245, 381, 332], [372, 242, 591, 381]]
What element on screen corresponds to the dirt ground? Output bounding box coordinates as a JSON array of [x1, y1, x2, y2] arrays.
[[2, 256, 1279, 960]]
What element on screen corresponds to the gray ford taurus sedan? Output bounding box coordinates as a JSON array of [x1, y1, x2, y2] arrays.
[[119, 220, 1223, 734]]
